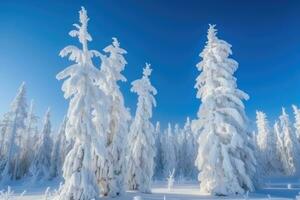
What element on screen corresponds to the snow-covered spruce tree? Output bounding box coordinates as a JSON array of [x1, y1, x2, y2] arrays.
[[154, 122, 164, 178], [96, 37, 131, 197], [274, 121, 285, 174], [292, 105, 300, 142], [50, 116, 68, 178], [19, 100, 38, 178], [56, 7, 107, 200], [255, 111, 278, 176], [175, 124, 185, 178], [278, 108, 299, 175], [0, 114, 11, 167], [193, 25, 256, 195], [29, 108, 52, 181], [173, 124, 181, 177], [161, 123, 177, 178], [180, 117, 198, 179], [126, 63, 157, 193], [0, 82, 28, 183]]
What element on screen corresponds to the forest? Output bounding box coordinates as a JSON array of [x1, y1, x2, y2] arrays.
[[0, 6, 300, 200]]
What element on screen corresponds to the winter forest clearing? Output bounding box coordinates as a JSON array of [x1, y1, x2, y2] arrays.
[[1, 1, 300, 200]]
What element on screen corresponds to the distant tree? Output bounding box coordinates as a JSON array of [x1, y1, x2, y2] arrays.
[[56, 7, 107, 200], [278, 108, 298, 175], [161, 123, 177, 178], [50, 116, 68, 178], [255, 111, 279, 176], [0, 82, 28, 183], [126, 63, 157, 193], [29, 108, 52, 181], [0, 114, 11, 166], [180, 117, 198, 179], [153, 122, 164, 179], [274, 121, 285, 174], [176, 123, 186, 178], [19, 100, 38, 178], [193, 25, 256, 195], [292, 105, 300, 142], [173, 124, 181, 177], [96, 37, 131, 197]]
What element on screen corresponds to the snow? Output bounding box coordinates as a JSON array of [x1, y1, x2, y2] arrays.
[[1, 177, 299, 200]]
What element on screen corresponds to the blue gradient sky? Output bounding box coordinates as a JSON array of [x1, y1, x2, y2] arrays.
[[0, 0, 300, 128]]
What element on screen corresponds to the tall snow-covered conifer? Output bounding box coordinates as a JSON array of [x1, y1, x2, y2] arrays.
[[193, 25, 256, 195], [126, 63, 157, 193], [96, 37, 131, 197], [56, 7, 107, 200]]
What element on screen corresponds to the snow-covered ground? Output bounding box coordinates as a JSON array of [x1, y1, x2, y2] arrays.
[[1, 177, 300, 200]]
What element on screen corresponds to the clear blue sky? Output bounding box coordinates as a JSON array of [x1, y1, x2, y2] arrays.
[[0, 0, 300, 128]]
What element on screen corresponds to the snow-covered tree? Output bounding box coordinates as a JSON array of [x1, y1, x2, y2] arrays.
[[56, 7, 107, 200], [17, 100, 38, 179], [0, 82, 28, 183], [96, 37, 131, 197], [50, 116, 68, 178], [255, 111, 278, 176], [161, 123, 177, 178], [153, 122, 163, 178], [173, 124, 181, 177], [274, 121, 285, 174], [292, 105, 300, 142], [29, 108, 52, 181], [176, 125, 185, 178], [179, 117, 197, 179], [278, 108, 298, 175], [193, 25, 256, 195], [0, 114, 11, 165], [126, 63, 157, 193]]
